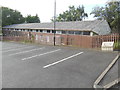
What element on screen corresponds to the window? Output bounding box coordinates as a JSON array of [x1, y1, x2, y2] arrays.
[[36, 30, 38, 32], [30, 29, 33, 32], [52, 30, 56, 33], [33, 30, 36, 32], [43, 30, 47, 33], [62, 31, 66, 34], [83, 31, 90, 35], [56, 31, 61, 34], [74, 31, 82, 35], [18, 29, 21, 31], [10, 28, 13, 30], [47, 30, 50, 33], [68, 31, 74, 34], [40, 30, 43, 32]]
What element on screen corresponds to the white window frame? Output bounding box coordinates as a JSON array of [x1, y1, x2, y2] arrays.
[[56, 30, 62, 34]]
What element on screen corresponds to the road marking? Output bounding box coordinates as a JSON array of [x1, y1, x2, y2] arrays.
[[94, 53, 120, 87], [22, 49, 61, 61], [43, 52, 83, 68], [1, 46, 20, 50], [1, 45, 30, 51], [3, 46, 34, 53], [9, 47, 44, 56]]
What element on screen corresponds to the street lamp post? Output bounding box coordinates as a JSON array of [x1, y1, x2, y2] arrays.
[[53, 0, 56, 46]]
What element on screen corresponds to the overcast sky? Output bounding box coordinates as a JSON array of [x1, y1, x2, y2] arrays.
[[1, 0, 109, 22]]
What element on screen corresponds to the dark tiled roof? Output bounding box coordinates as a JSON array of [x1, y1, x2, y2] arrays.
[[3, 20, 111, 35]]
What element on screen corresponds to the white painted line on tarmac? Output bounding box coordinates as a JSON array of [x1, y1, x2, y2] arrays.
[[3, 46, 34, 53], [22, 49, 61, 61], [1, 46, 20, 50], [9, 47, 45, 56], [43, 52, 83, 68], [2, 45, 31, 51]]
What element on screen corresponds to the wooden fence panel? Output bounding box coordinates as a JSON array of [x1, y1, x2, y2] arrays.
[[91, 34, 120, 48], [2, 30, 120, 49]]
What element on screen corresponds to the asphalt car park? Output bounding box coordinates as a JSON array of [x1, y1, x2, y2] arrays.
[[1, 41, 118, 88]]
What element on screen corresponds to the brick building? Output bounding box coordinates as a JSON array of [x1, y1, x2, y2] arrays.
[[2, 20, 115, 48]]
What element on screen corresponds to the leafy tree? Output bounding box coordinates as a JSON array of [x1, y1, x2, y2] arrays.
[[2, 7, 25, 26], [51, 5, 88, 22], [25, 14, 40, 23], [0, 7, 2, 32], [0, 7, 2, 25], [90, 0, 120, 33]]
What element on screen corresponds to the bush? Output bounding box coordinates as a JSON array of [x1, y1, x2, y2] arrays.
[[0, 30, 2, 34], [114, 41, 120, 50]]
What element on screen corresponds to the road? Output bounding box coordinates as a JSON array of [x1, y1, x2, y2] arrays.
[[1, 41, 118, 88]]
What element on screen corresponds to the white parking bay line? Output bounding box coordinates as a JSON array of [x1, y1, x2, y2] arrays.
[[3, 46, 34, 53], [2, 44, 30, 50], [1, 46, 23, 51], [22, 49, 61, 61], [9, 47, 45, 56], [43, 52, 83, 69]]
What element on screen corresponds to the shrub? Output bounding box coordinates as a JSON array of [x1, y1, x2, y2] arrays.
[[114, 41, 120, 50]]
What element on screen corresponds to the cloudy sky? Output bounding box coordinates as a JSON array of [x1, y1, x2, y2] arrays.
[[1, 0, 109, 22]]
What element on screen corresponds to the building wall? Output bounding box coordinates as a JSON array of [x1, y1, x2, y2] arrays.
[[3, 28, 93, 36]]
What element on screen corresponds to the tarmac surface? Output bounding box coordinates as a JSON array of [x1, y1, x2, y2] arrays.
[[99, 60, 119, 87], [1, 41, 118, 88]]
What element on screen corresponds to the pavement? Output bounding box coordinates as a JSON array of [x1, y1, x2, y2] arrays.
[[1, 41, 118, 88], [99, 60, 119, 87]]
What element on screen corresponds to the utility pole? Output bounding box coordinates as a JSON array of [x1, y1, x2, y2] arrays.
[[53, 0, 56, 46]]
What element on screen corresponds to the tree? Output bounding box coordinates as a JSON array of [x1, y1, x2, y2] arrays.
[[51, 5, 88, 22], [90, 0, 120, 33], [25, 14, 40, 23], [2, 7, 25, 26], [0, 7, 2, 31]]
